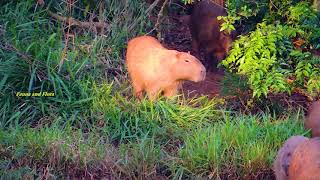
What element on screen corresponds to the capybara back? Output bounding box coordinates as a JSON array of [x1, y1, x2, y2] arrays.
[[273, 136, 309, 180], [288, 137, 320, 180]]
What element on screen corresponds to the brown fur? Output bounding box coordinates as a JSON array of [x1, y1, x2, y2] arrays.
[[189, 0, 232, 70], [305, 101, 320, 137], [288, 137, 320, 180], [273, 136, 309, 180], [126, 35, 206, 100]]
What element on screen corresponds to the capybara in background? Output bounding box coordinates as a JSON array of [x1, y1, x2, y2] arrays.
[[288, 137, 320, 180], [273, 136, 309, 180], [189, 0, 232, 71], [126, 35, 206, 100], [305, 101, 320, 137]]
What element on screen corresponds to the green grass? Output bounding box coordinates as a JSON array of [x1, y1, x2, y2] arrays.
[[0, 0, 310, 179], [0, 111, 307, 179], [178, 113, 307, 178]]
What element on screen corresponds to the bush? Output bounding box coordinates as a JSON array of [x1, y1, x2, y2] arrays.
[[221, 2, 320, 98]]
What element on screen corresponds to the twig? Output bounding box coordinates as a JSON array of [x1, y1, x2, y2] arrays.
[[98, 1, 105, 35], [0, 42, 47, 80], [156, 0, 169, 40], [46, 10, 109, 30], [58, 0, 74, 73], [269, 0, 279, 11], [146, 0, 162, 15]]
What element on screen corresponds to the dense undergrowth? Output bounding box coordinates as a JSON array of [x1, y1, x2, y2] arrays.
[[221, 1, 320, 99], [0, 0, 310, 179]]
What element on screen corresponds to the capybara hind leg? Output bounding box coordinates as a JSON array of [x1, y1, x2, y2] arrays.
[[163, 83, 180, 98], [132, 81, 144, 100]]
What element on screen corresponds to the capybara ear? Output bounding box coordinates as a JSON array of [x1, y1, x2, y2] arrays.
[[176, 52, 184, 59]]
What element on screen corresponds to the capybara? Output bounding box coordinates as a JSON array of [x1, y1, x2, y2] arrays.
[[273, 136, 309, 180], [189, 0, 232, 71], [305, 101, 320, 137], [288, 137, 320, 180], [126, 35, 206, 100]]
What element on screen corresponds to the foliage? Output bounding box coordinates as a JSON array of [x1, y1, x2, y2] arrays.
[[222, 2, 320, 98], [217, 14, 240, 34], [182, 1, 320, 99]]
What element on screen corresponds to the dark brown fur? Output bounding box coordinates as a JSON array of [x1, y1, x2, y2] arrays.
[[189, 0, 232, 71], [288, 137, 320, 180], [305, 101, 320, 137]]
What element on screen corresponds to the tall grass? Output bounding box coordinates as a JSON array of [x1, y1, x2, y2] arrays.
[[92, 82, 224, 143], [0, 112, 307, 179], [0, 0, 150, 128], [178, 113, 307, 179]]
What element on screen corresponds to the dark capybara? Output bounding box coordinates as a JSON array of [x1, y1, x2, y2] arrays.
[[305, 101, 320, 137], [273, 136, 309, 180], [189, 0, 233, 71], [288, 137, 320, 180]]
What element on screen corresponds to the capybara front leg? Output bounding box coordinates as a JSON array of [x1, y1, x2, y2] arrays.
[[163, 83, 180, 98], [132, 81, 144, 100], [146, 86, 160, 101]]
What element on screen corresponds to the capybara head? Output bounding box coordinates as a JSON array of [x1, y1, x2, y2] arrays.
[[171, 51, 206, 82], [273, 136, 309, 180], [215, 31, 233, 61], [288, 137, 320, 180], [305, 101, 320, 137]]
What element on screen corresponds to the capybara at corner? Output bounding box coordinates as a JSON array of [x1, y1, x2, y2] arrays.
[[189, 0, 233, 71], [288, 137, 320, 180], [273, 136, 309, 180], [126, 35, 206, 100], [305, 101, 320, 137]]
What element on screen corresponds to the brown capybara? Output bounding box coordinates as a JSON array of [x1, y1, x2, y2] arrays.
[[288, 137, 320, 180], [305, 101, 320, 137], [273, 136, 309, 180], [189, 0, 232, 71], [126, 35, 206, 100]]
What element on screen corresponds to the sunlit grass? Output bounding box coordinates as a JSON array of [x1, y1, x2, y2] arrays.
[[178, 113, 307, 178]]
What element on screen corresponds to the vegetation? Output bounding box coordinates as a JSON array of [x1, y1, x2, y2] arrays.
[[0, 0, 313, 179], [221, 1, 320, 98]]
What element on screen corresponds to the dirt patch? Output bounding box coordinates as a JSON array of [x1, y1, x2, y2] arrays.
[[182, 71, 224, 98]]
